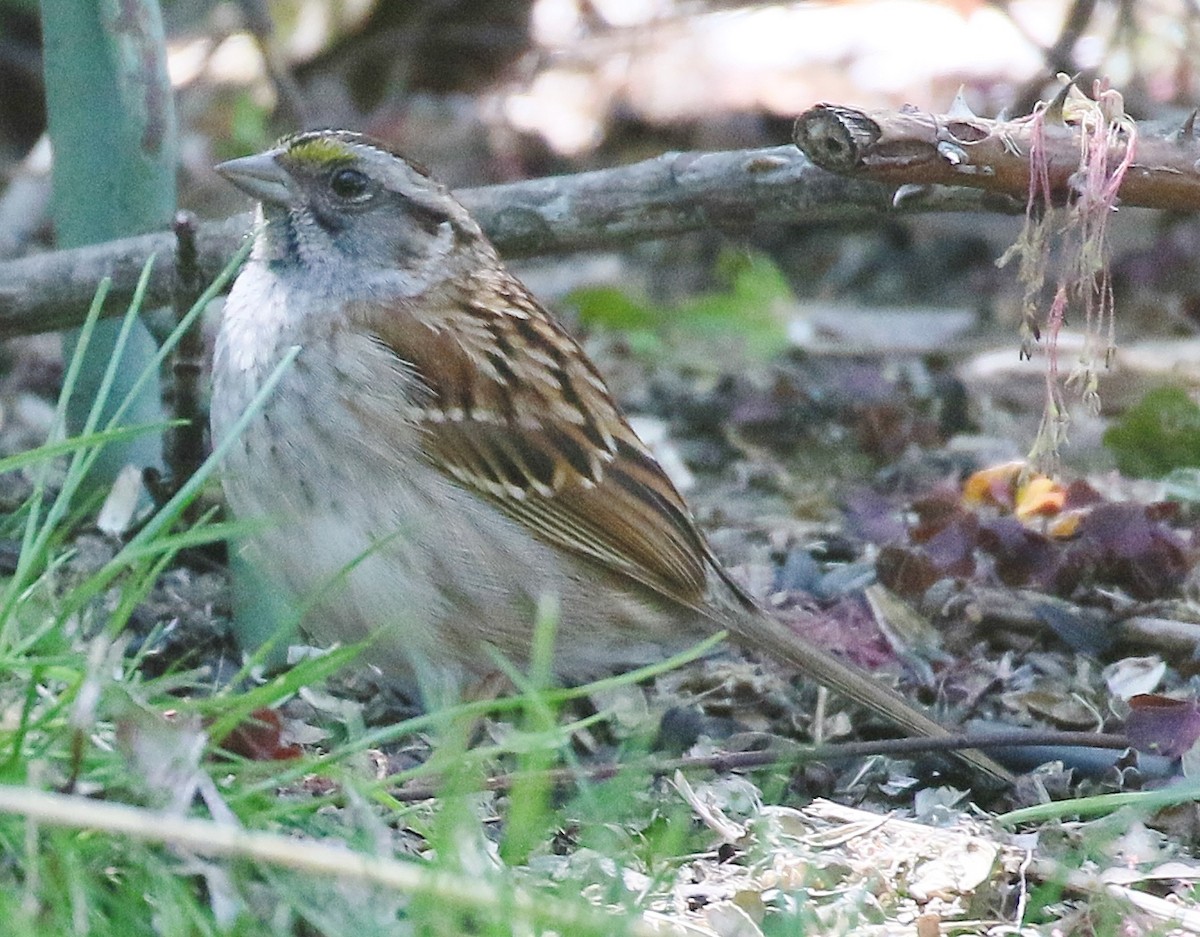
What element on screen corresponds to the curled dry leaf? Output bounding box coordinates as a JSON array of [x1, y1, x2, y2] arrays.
[[1125, 694, 1200, 760], [1102, 656, 1167, 700], [218, 708, 303, 761]]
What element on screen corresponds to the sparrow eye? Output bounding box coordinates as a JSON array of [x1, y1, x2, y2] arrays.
[[329, 167, 371, 200]]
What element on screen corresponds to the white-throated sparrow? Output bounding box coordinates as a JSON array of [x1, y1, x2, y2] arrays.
[[211, 130, 1010, 783]]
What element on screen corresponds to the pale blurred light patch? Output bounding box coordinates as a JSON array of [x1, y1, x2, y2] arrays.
[[510, 0, 1094, 152], [531, 0, 584, 45], [953, 5, 1049, 77], [842, 3, 1045, 94], [207, 33, 265, 85], [1074, 34, 1106, 71], [708, 5, 862, 69], [532, 0, 674, 39], [285, 0, 375, 61], [590, 0, 675, 27], [168, 32, 276, 111], [167, 37, 213, 88], [288, 0, 336, 61], [506, 69, 608, 154]]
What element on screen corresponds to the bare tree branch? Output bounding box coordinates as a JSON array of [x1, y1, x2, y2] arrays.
[[793, 97, 1200, 210], [0, 145, 1006, 340]]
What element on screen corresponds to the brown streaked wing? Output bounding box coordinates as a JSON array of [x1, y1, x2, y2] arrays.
[[356, 275, 712, 611]]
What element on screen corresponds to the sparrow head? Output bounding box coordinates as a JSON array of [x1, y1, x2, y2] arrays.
[[216, 130, 481, 278]]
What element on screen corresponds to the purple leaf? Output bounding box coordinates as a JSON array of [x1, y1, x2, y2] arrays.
[[1126, 695, 1200, 759]]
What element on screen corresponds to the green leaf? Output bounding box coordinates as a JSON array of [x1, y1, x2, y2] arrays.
[[675, 251, 792, 358], [568, 249, 792, 362], [224, 91, 274, 160], [571, 285, 659, 331], [1103, 386, 1200, 478]]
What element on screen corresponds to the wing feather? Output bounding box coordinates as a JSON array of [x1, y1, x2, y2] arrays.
[[354, 271, 713, 610]]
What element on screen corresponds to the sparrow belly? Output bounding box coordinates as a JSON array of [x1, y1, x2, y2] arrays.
[[212, 300, 707, 696]]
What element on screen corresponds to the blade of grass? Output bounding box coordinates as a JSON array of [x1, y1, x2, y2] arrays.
[[127, 347, 298, 551], [320, 631, 728, 761], [0, 258, 160, 647], [202, 645, 365, 745], [0, 424, 179, 478], [997, 780, 1200, 826], [0, 277, 109, 638], [102, 239, 251, 438], [49, 343, 299, 636]]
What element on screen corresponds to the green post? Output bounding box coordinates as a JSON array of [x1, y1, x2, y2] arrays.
[[40, 0, 176, 485]]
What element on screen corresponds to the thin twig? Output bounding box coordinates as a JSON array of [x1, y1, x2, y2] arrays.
[[158, 210, 208, 500], [0, 785, 660, 937], [389, 729, 1134, 802]]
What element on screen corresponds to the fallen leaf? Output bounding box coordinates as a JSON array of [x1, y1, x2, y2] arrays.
[[1126, 694, 1200, 759]]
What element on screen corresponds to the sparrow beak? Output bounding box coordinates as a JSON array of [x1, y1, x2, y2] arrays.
[[215, 150, 293, 207]]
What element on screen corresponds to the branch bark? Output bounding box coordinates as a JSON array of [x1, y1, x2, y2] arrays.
[[0, 145, 1006, 340], [793, 98, 1200, 210]]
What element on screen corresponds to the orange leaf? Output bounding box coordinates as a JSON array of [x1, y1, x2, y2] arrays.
[[962, 461, 1024, 509], [1015, 475, 1066, 520], [220, 708, 302, 761]]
